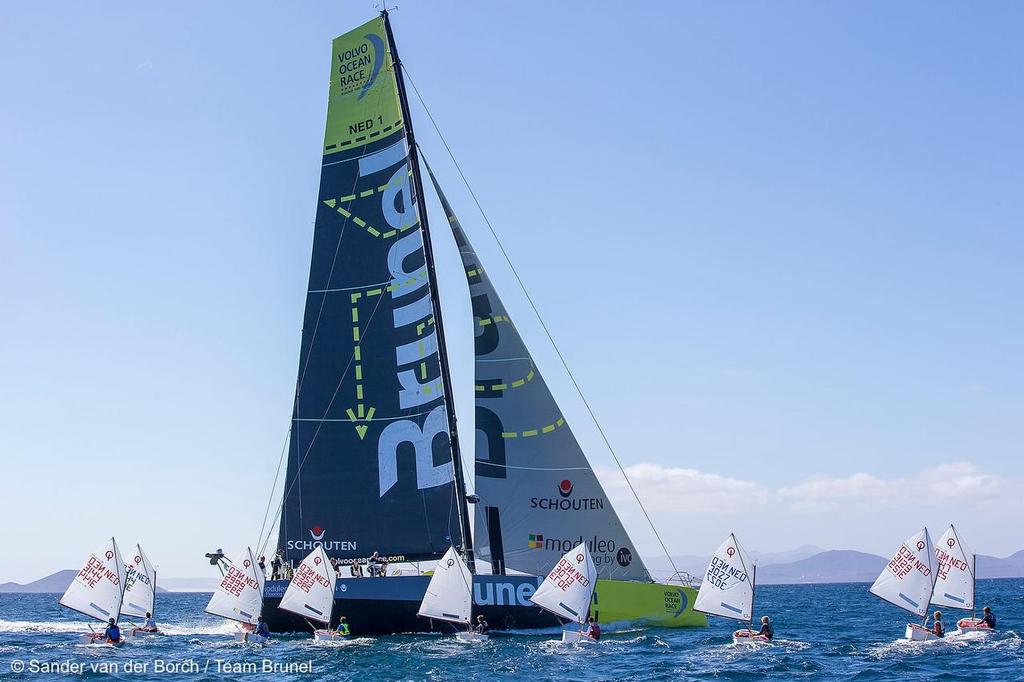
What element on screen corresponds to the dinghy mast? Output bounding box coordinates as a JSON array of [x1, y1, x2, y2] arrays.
[[381, 8, 474, 571]]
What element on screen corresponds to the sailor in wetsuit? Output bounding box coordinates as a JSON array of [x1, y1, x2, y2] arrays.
[[101, 618, 122, 644], [474, 615, 490, 635], [930, 611, 945, 637], [757, 615, 774, 641], [980, 606, 996, 629]]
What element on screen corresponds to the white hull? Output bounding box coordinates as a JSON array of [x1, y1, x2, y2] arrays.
[[455, 631, 489, 643], [957, 618, 993, 634], [313, 629, 347, 643], [732, 629, 770, 645], [561, 629, 596, 644], [129, 628, 161, 638], [904, 623, 939, 641], [234, 629, 269, 644], [77, 633, 124, 647]]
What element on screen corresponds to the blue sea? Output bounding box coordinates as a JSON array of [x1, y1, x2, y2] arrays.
[[1, 579, 1020, 680]]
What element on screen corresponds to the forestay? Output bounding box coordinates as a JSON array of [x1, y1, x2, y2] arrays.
[[59, 537, 127, 623], [931, 525, 974, 610], [418, 546, 474, 625], [121, 544, 156, 618], [205, 547, 265, 624], [693, 533, 755, 622], [530, 543, 597, 624], [869, 528, 937, 618], [279, 546, 337, 626]]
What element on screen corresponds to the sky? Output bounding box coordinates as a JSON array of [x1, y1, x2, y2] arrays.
[[1, 1, 1022, 584]]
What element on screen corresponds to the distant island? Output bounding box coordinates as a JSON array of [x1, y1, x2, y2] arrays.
[[3, 548, 1023, 593]]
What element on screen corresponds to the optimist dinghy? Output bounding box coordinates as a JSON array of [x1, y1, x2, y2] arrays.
[[204, 547, 268, 643], [530, 543, 599, 644], [122, 544, 161, 637], [278, 546, 343, 642], [692, 533, 766, 645], [418, 546, 486, 642], [869, 528, 940, 641], [59, 538, 128, 646], [928, 525, 990, 634]]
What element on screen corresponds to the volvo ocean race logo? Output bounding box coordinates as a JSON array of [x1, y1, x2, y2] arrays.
[[530, 479, 605, 511], [337, 33, 384, 100], [286, 525, 356, 553]]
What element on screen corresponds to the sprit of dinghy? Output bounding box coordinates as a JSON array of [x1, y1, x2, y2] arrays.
[[529, 543, 599, 644], [278, 546, 342, 642], [58, 537, 128, 646], [204, 547, 268, 644], [869, 528, 941, 641], [692, 533, 766, 645], [417, 547, 485, 642]]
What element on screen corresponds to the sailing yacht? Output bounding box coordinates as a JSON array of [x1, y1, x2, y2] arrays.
[[59, 538, 128, 646], [258, 10, 704, 635], [869, 528, 940, 641], [693, 534, 766, 645]]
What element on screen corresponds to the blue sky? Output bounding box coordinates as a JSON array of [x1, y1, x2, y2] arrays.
[[1, 2, 1022, 583]]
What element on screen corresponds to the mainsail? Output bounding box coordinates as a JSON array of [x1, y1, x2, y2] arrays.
[[279, 546, 337, 626], [530, 542, 597, 624], [277, 15, 463, 564], [693, 533, 755, 622], [121, 544, 157, 619], [417, 546, 474, 625], [931, 525, 974, 611], [869, 528, 938, 618], [205, 547, 265, 624], [59, 537, 127, 623], [426, 169, 649, 582]]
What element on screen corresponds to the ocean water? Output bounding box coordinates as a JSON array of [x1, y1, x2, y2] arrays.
[[1, 578, 1020, 681]]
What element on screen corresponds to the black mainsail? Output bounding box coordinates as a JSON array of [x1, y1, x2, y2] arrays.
[[277, 15, 464, 565]]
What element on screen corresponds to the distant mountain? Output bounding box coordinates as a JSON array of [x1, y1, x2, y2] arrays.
[[977, 551, 1024, 579], [0, 569, 168, 594], [157, 577, 219, 592], [757, 550, 887, 585]]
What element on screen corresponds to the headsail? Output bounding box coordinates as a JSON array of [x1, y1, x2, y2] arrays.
[[417, 546, 473, 624], [931, 525, 974, 611], [426, 167, 649, 582], [530, 542, 597, 624], [59, 537, 127, 623], [205, 547, 265, 624], [279, 546, 337, 626], [693, 533, 754, 622], [277, 15, 462, 565], [869, 528, 938, 618], [121, 544, 157, 619]]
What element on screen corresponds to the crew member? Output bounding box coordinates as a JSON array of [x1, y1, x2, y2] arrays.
[[757, 615, 774, 641], [255, 617, 271, 638], [336, 616, 350, 636], [133, 612, 158, 635], [586, 616, 601, 641], [980, 606, 996, 629], [271, 553, 282, 580], [101, 618, 122, 644], [474, 614, 490, 635], [931, 611, 945, 637]]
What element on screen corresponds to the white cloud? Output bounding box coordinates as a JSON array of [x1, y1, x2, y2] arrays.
[[595, 463, 769, 514]]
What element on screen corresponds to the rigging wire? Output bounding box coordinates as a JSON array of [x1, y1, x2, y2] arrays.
[[403, 67, 680, 579]]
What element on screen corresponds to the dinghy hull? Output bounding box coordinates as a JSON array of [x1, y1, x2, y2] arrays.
[[561, 629, 596, 644], [732, 630, 770, 645], [262, 576, 703, 634], [455, 631, 488, 643], [312, 629, 346, 643], [904, 623, 939, 641], [956, 617, 992, 634]]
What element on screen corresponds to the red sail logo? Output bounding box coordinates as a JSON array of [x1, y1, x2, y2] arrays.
[[558, 480, 574, 498], [310, 525, 327, 541]]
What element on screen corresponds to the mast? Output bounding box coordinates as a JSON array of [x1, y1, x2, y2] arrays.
[[381, 9, 474, 571]]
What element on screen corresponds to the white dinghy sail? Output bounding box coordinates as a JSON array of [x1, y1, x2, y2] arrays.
[[121, 544, 157, 620], [205, 547, 265, 626], [869, 528, 938, 618], [530, 542, 597, 642], [693, 533, 755, 623], [59, 537, 127, 624], [418, 546, 474, 626], [279, 546, 336, 628], [931, 524, 974, 611]]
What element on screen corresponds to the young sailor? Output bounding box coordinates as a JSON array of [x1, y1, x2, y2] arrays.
[[756, 616, 773, 641], [101, 618, 122, 644], [255, 617, 271, 638], [335, 616, 350, 636], [133, 612, 158, 635], [980, 606, 996, 629], [586, 617, 601, 641], [474, 615, 490, 635], [929, 611, 945, 637]]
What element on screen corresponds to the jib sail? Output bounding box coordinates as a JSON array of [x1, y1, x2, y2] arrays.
[[277, 16, 461, 565], [427, 168, 650, 582]]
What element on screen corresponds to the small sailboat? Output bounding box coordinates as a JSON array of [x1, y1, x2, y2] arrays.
[[418, 546, 484, 642], [59, 538, 127, 646], [530, 543, 598, 644], [930, 525, 986, 634], [204, 547, 267, 643], [693, 533, 765, 645], [869, 528, 940, 641], [122, 544, 160, 636], [278, 546, 342, 642]]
